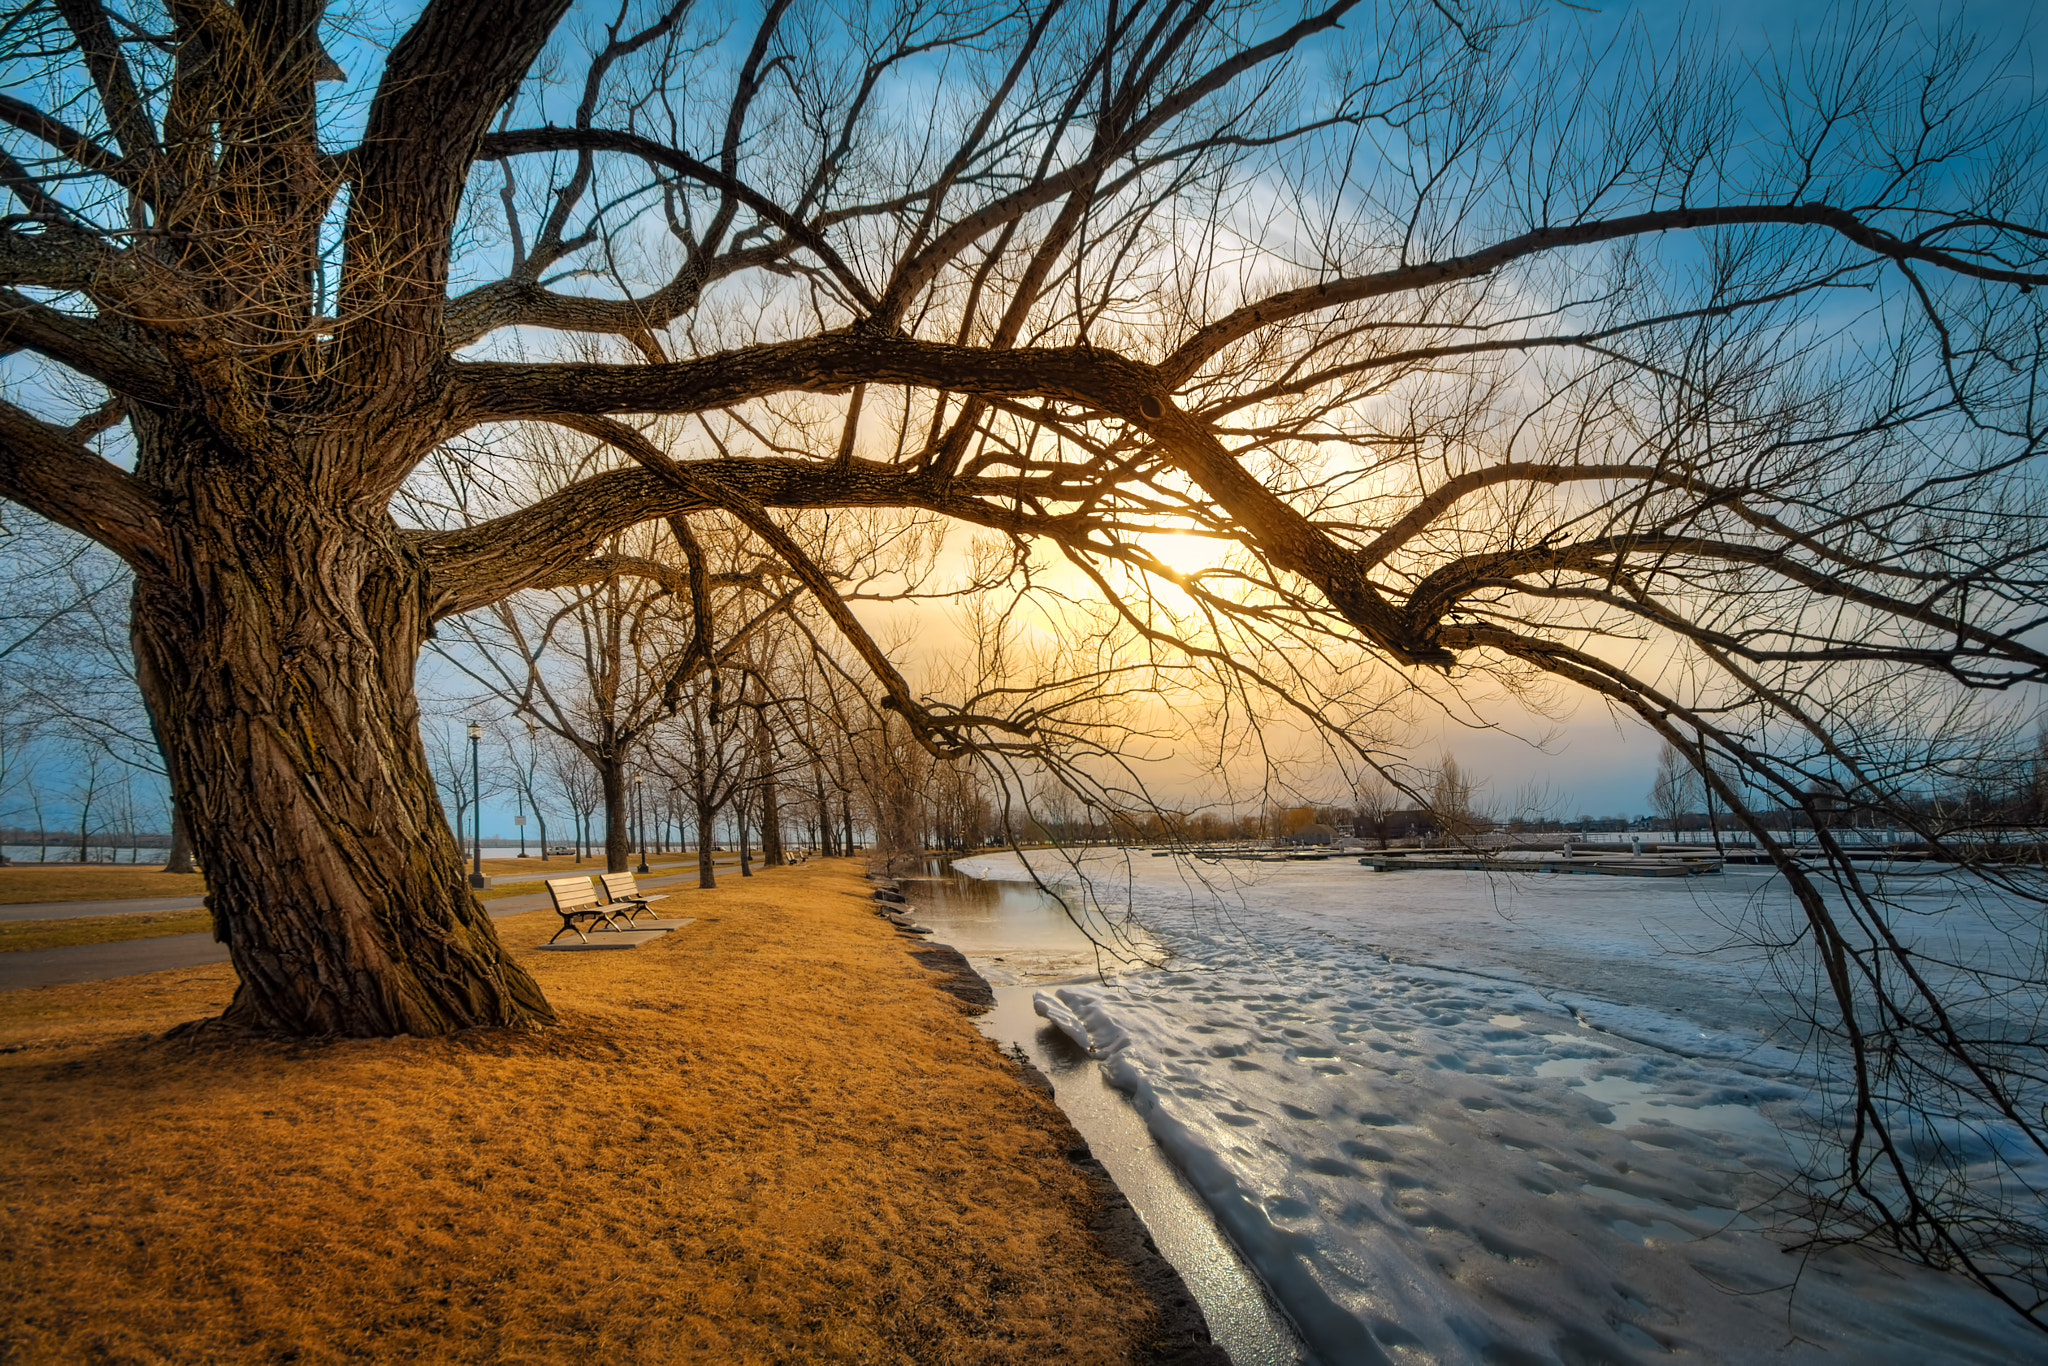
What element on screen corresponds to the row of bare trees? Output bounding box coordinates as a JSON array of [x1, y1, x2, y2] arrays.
[[0, 516, 194, 868], [411, 443, 1007, 879]]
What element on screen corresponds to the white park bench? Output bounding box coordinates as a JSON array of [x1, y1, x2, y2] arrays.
[[598, 871, 670, 926], [545, 876, 626, 944]]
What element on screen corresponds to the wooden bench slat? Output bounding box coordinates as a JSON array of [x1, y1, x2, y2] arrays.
[[598, 871, 668, 926], [544, 876, 620, 943]]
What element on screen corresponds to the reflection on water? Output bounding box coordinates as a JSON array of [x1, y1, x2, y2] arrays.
[[894, 864, 1161, 985]]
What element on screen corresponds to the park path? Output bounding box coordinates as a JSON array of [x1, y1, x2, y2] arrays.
[[0, 895, 209, 923], [0, 863, 757, 992], [0, 857, 721, 923]]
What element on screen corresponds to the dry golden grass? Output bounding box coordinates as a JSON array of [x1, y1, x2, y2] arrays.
[[0, 910, 213, 953], [0, 866, 207, 906], [0, 860, 1153, 1365], [479, 855, 714, 877]]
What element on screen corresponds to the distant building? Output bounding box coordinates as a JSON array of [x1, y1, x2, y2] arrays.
[[1352, 808, 1436, 845], [1285, 822, 1337, 846]]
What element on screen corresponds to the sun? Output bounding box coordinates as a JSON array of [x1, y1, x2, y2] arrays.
[[1141, 531, 1226, 579]]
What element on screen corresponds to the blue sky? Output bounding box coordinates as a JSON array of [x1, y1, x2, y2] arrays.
[[8, 1, 2043, 839], [446, 0, 2048, 832]]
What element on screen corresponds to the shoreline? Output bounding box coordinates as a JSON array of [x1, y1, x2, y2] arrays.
[[867, 908, 1228, 1365], [0, 860, 1195, 1363]]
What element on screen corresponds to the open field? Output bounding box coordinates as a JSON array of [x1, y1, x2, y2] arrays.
[[480, 854, 645, 875], [477, 854, 747, 876], [0, 860, 1155, 1364], [0, 867, 207, 906], [0, 909, 213, 953]]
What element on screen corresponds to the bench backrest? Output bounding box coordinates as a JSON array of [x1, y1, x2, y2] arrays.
[[546, 876, 602, 911], [599, 871, 643, 901]]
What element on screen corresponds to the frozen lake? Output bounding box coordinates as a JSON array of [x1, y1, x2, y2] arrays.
[[0, 845, 171, 864], [948, 850, 2047, 1365]]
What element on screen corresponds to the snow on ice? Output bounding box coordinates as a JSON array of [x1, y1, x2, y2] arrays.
[[950, 850, 2047, 1365]]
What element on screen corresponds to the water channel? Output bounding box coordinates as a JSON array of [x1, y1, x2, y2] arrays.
[[892, 865, 1310, 1366]]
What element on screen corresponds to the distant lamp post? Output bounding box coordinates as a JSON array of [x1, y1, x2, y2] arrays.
[[515, 785, 527, 858], [633, 773, 649, 874], [526, 721, 546, 864], [467, 722, 485, 889]]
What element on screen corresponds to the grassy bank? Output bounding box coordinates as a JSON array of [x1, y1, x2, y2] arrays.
[[0, 866, 207, 906], [0, 861, 1154, 1363], [0, 909, 213, 953]]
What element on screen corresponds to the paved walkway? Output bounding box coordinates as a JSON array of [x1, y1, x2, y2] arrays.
[[0, 894, 209, 923], [0, 864, 772, 992]]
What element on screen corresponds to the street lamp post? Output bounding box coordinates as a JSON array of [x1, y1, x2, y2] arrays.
[[527, 721, 547, 864], [467, 722, 485, 888], [634, 774, 649, 874]]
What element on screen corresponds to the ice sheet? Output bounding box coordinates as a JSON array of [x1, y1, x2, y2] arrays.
[[954, 850, 2046, 1365]]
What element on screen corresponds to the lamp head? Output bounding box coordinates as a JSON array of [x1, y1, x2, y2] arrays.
[[467, 722, 482, 740]]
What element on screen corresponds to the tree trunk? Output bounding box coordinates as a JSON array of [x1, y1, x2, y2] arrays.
[[695, 795, 717, 888], [738, 790, 753, 877], [75, 765, 95, 863], [761, 773, 783, 866], [599, 757, 628, 872], [755, 716, 783, 866], [127, 467, 553, 1037], [162, 801, 197, 874]]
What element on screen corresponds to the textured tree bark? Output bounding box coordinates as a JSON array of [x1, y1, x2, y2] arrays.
[[738, 791, 753, 876], [599, 758, 628, 873], [760, 777, 783, 865], [755, 714, 783, 865], [127, 443, 554, 1036], [161, 802, 196, 875], [694, 794, 717, 888]]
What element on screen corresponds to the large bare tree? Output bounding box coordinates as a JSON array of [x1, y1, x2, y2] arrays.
[[5, 7, 2048, 1309]]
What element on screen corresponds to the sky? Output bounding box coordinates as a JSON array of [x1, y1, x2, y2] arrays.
[[1437, 0, 2044, 815], [1343, 0, 2048, 819], [8, 0, 2045, 841], [442, 0, 2047, 835]]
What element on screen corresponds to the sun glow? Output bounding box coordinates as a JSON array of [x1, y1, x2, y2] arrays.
[[1141, 531, 1228, 579]]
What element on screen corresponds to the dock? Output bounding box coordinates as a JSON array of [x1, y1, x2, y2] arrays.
[[1143, 845, 1726, 875], [1355, 853, 1722, 877]]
